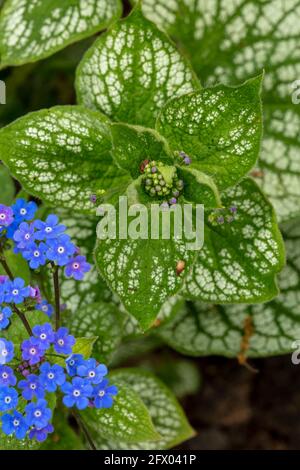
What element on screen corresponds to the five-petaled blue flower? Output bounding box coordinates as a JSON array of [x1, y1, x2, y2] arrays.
[[34, 214, 66, 241], [35, 300, 54, 318], [21, 337, 45, 366], [0, 386, 18, 411], [0, 339, 14, 364], [54, 327, 75, 355], [65, 354, 85, 377], [77, 358, 107, 385], [39, 362, 66, 392], [0, 307, 12, 330], [19, 374, 45, 400], [93, 379, 118, 409], [0, 365, 16, 387], [13, 222, 36, 249], [65, 255, 91, 281], [32, 323, 55, 350], [1, 411, 29, 439], [23, 242, 47, 270], [29, 423, 54, 442], [61, 377, 93, 410], [12, 199, 37, 222], [46, 234, 76, 266], [5, 278, 30, 304], [0, 204, 14, 227], [25, 399, 52, 429]]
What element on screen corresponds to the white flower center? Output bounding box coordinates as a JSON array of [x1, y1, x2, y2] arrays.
[[25, 234, 30, 240], [30, 348, 36, 355], [58, 246, 65, 254], [89, 371, 96, 378], [13, 420, 20, 427], [40, 334, 47, 340], [5, 396, 11, 404], [2, 372, 8, 379], [73, 263, 80, 270], [20, 208, 27, 215], [2, 349, 8, 357], [98, 391, 105, 397], [33, 250, 40, 257], [73, 389, 81, 397], [45, 227, 52, 233], [69, 360, 75, 366], [0, 314, 3, 321], [12, 289, 19, 295], [48, 373, 54, 380], [30, 384, 36, 390], [34, 410, 42, 418], [0, 213, 5, 220], [58, 339, 64, 346], [42, 305, 48, 312]]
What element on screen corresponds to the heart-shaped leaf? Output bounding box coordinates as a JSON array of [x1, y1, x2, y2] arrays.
[[183, 178, 285, 304], [93, 368, 194, 449], [76, 8, 200, 127], [157, 76, 263, 190], [0, 106, 130, 212], [0, 0, 122, 68]]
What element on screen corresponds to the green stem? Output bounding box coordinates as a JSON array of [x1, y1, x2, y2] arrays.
[[52, 263, 60, 331], [72, 410, 97, 451]]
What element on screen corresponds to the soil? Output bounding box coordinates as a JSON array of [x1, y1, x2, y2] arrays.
[[179, 356, 300, 450]]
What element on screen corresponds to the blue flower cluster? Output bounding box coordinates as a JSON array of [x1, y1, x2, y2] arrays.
[[0, 326, 118, 442], [0, 199, 91, 280], [0, 199, 118, 444]]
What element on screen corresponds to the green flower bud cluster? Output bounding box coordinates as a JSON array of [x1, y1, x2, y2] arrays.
[[142, 161, 184, 203]]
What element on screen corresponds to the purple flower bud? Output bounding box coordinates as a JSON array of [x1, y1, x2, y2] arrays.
[[0, 275, 8, 285], [172, 190, 180, 197], [151, 166, 157, 173], [169, 198, 177, 205], [217, 216, 224, 224], [29, 286, 42, 302], [230, 206, 237, 213], [90, 195, 97, 204], [184, 157, 191, 165], [22, 369, 30, 378], [160, 202, 169, 211]]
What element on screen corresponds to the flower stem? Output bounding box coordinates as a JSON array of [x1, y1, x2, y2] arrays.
[[72, 410, 97, 451], [52, 263, 60, 331], [0, 250, 33, 336]]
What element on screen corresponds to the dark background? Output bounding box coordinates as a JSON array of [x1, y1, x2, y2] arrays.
[[0, 3, 297, 452]]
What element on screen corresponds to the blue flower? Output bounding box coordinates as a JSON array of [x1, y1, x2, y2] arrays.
[[39, 362, 66, 392], [77, 358, 107, 385], [46, 234, 76, 266], [93, 379, 118, 409], [32, 323, 55, 349], [65, 354, 85, 377], [0, 339, 14, 364], [13, 222, 36, 249], [65, 255, 91, 281], [25, 399, 52, 429], [29, 423, 54, 442], [61, 377, 93, 410], [0, 387, 18, 411], [0, 307, 12, 330], [35, 300, 54, 318], [0, 204, 14, 227], [5, 278, 30, 304], [0, 366, 16, 387], [54, 327, 75, 355], [18, 374, 45, 400], [1, 411, 29, 439], [12, 199, 37, 222], [21, 337, 45, 365], [34, 215, 66, 241], [23, 242, 47, 269]]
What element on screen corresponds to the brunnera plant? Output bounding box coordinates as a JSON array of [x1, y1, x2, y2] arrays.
[[0, 0, 299, 450]]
